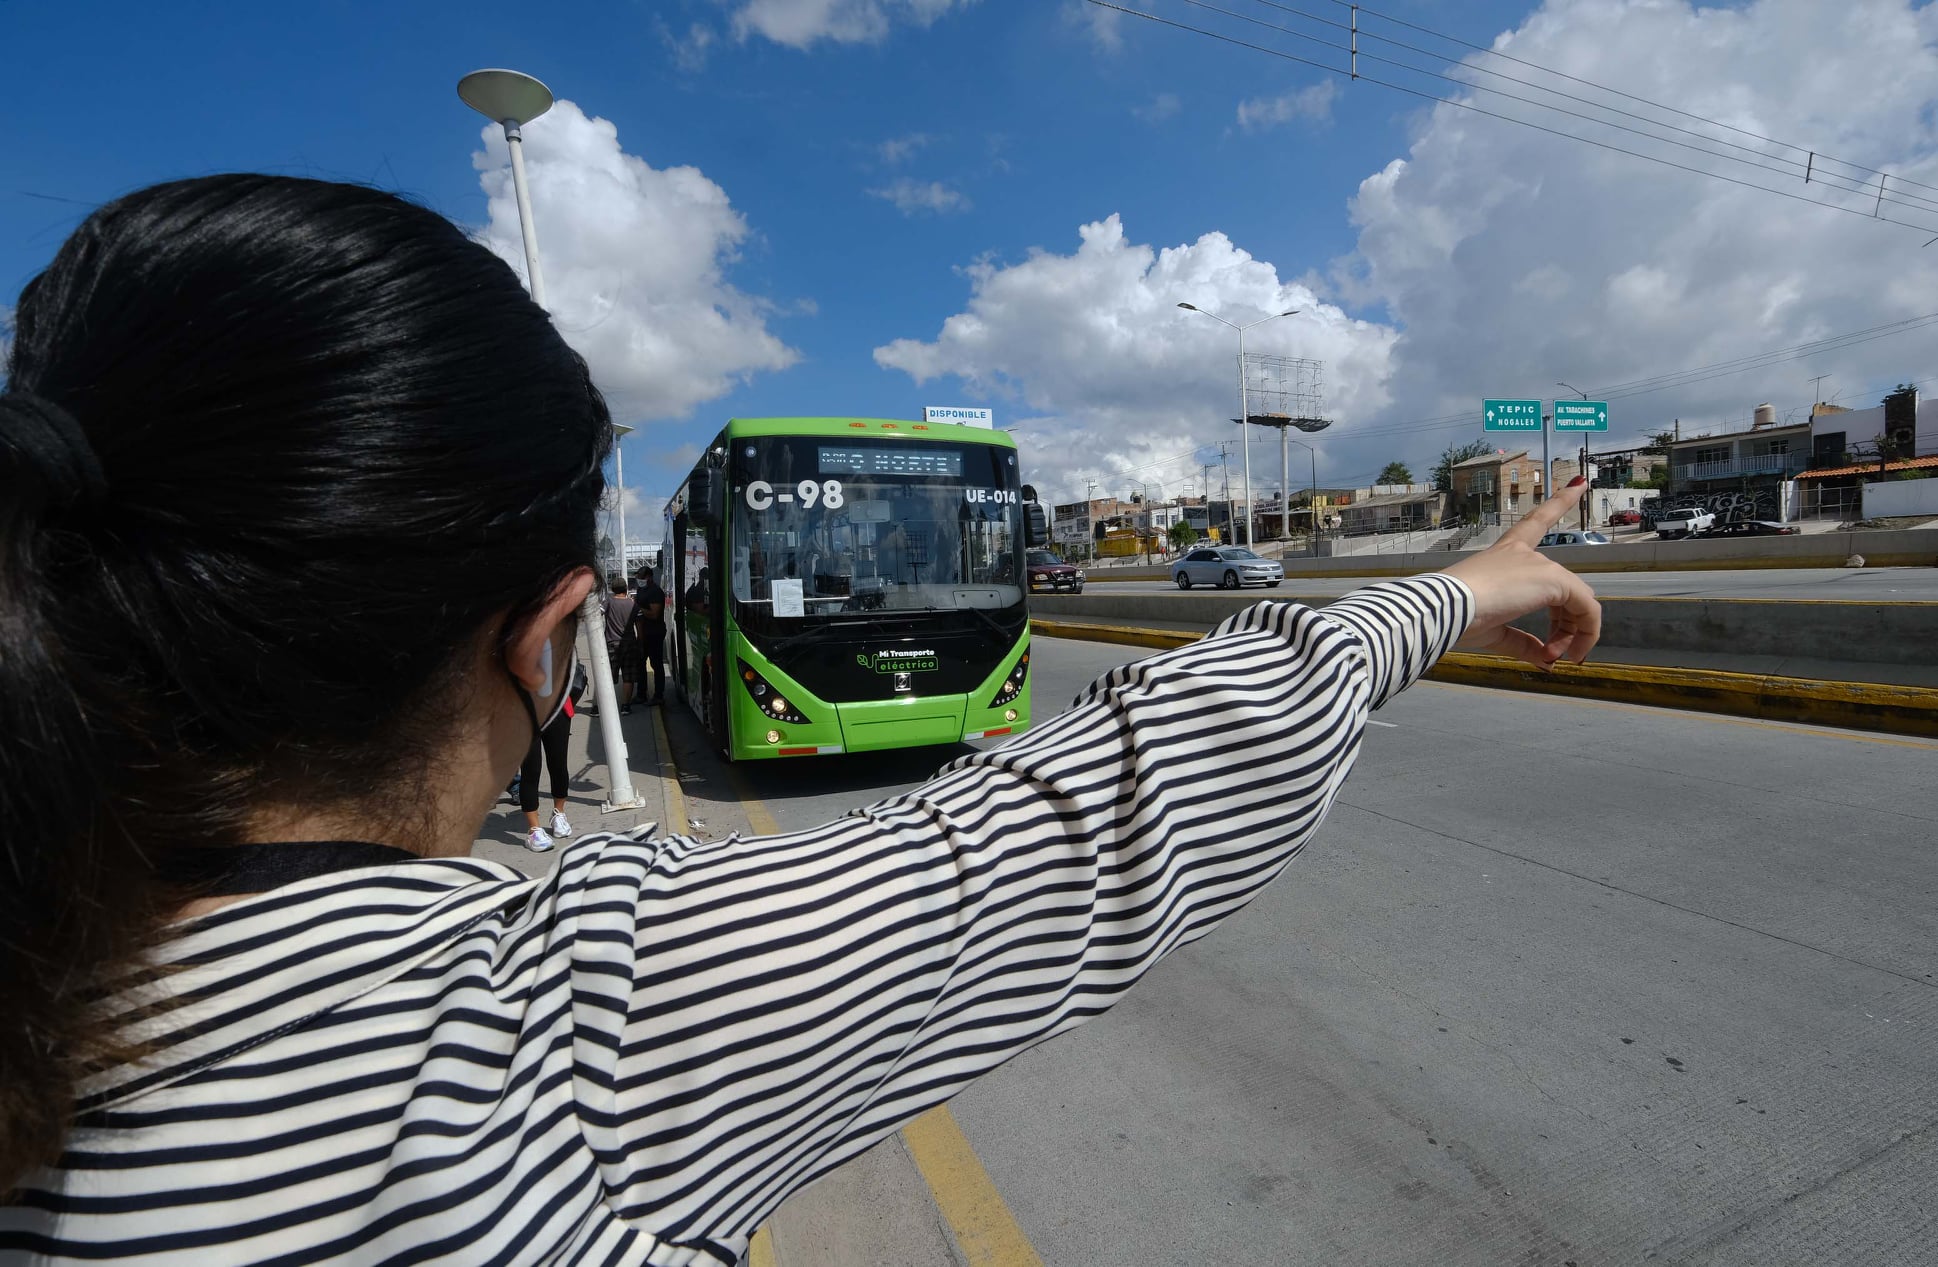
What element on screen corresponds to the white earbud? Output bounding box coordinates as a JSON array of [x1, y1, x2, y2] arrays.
[[538, 640, 555, 698]]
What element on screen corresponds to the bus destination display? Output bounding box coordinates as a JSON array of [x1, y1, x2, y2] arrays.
[[817, 445, 964, 478]]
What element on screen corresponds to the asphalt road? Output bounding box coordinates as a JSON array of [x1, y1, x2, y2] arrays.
[[718, 636, 1938, 1266], [1084, 566, 1938, 600]]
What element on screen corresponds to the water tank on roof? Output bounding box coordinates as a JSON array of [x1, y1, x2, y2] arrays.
[[1752, 402, 1776, 429]]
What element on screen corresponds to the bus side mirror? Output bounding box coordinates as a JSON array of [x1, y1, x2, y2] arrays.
[[688, 468, 720, 528], [1024, 502, 1050, 548]]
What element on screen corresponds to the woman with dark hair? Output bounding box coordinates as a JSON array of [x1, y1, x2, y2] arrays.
[[0, 174, 1598, 1263]]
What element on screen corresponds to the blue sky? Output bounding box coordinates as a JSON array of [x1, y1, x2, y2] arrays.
[[7, 0, 1938, 532]]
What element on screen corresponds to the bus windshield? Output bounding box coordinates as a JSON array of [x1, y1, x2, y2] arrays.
[[729, 435, 1023, 621]]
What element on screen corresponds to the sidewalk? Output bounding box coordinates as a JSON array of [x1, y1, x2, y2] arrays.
[[469, 692, 675, 875]]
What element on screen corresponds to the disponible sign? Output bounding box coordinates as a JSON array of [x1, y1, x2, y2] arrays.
[[923, 405, 994, 428]]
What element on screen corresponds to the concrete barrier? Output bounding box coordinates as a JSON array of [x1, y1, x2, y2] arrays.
[[1029, 592, 1938, 670], [1029, 618, 1938, 740], [1086, 527, 1938, 581]]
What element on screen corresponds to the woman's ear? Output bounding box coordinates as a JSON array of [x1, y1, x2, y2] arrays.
[[506, 568, 597, 692]]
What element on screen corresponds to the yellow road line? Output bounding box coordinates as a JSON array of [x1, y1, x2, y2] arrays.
[[649, 706, 691, 835], [902, 1106, 1045, 1267], [1029, 618, 1938, 741], [721, 759, 782, 836]]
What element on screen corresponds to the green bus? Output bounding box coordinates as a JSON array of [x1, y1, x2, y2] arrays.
[[663, 417, 1047, 761]]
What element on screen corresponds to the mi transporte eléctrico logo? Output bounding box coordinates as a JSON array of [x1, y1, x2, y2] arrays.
[[857, 648, 940, 674]]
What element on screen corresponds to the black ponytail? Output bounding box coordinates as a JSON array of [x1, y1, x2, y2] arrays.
[[0, 175, 612, 1187]]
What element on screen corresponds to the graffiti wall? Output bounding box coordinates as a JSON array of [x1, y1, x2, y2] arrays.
[[1641, 487, 1776, 528]]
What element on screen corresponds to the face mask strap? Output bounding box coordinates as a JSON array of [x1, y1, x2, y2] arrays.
[[504, 621, 578, 744]]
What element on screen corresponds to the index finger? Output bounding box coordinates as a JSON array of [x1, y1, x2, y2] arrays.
[[1499, 477, 1587, 547]]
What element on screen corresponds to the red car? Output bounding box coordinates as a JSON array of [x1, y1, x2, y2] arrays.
[[1607, 509, 1642, 525], [1026, 549, 1084, 593]]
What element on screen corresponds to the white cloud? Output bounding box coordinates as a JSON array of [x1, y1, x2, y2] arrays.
[[877, 133, 931, 165], [868, 178, 971, 215], [604, 482, 672, 558], [659, 20, 716, 73], [874, 215, 1399, 503], [1336, 0, 1938, 459], [730, 0, 973, 48], [472, 100, 798, 423], [1236, 81, 1337, 130], [1066, 0, 1134, 52], [1133, 93, 1182, 123]]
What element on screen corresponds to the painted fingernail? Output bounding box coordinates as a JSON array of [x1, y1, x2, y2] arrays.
[[1567, 475, 1587, 487]]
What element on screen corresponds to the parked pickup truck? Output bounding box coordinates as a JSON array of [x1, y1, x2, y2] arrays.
[[1654, 507, 1715, 539]]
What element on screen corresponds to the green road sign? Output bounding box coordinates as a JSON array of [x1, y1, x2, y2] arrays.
[[1553, 400, 1609, 432], [1483, 398, 1543, 431]]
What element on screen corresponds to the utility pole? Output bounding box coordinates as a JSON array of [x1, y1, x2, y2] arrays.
[[1217, 442, 1234, 540], [1085, 479, 1097, 562], [1580, 441, 1590, 530]]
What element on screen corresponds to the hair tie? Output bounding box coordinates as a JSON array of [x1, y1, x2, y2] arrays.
[[0, 391, 109, 508]]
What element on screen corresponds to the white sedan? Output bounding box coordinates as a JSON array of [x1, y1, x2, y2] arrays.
[[1174, 546, 1284, 589]]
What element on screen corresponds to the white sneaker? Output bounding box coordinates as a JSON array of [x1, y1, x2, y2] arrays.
[[525, 827, 555, 853], [550, 811, 572, 839]]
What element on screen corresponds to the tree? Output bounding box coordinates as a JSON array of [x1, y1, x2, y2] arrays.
[[1643, 429, 1677, 455], [1431, 440, 1494, 494], [1167, 520, 1199, 550], [1377, 461, 1413, 485]]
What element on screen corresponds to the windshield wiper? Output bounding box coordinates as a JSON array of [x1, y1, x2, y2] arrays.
[[921, 602, 1023, 644]]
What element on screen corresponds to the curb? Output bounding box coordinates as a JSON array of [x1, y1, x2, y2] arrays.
[[1029, 619, 1938, 740]]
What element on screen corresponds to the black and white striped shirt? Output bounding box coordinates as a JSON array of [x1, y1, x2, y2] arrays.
[[2, 578, 1472, 1265]]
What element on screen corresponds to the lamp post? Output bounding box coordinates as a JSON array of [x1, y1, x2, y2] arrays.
[[460, 68, 644, 814], [1558, 381, 1590, 529], [1178, 302, 1300, 547], [1132, 479, 1163, 562], [1283, 436, 1319, 555], [612, 423, 635, 578]]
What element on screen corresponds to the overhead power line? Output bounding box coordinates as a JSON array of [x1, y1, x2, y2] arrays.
[[1205, 0, 1938, 217], [1083, 1, 1938, 237], [1312, 0, 1938, 200]]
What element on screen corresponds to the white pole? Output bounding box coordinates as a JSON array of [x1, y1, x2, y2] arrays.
[[1238, 329, 1251, 547], [615, 443, 628, 578], [502, 123, 547, 308], [501, 116, 642, 813], [1280, 426, 1290, 541], [1541, 414, 1552, 518]]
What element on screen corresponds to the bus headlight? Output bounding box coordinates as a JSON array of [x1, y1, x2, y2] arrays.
[[990, 650, 1029, 708], [739, 659, 811, 724]]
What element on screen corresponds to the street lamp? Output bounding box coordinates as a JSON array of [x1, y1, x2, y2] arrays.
[[460, 68, 644, 814], [1178, 301, 1300, 547], [459, 70, 556, 305], [612, 423, 635, 578], [1241, 429, 1322, 556], [1557, 381, 1591, 529]]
